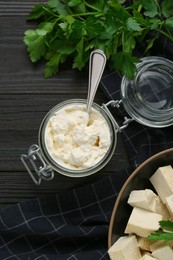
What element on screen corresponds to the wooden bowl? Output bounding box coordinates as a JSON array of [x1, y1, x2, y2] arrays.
[[108, 147, 173, 248]]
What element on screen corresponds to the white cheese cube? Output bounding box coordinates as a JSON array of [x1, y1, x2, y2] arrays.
[[127, 189, 170, 220], [150, 240, 173, 252], [108, 235, 142, 260], [154, 196, 171, 220], [124, 207, 162, 238], [165, 194, 173, 219], [137, 237, 152, 252], [150, 165, 173, 203], [152, 245, 173, 260], [140, 254, 157, 260], [150, 240, 165, 252], [127, 189, 157, 212]]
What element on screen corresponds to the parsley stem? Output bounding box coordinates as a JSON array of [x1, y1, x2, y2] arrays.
[[137, 4, 142, 13], [83, 1, 100, 12], [159, 29, 173, 42], [156, 20, 173, 42], [71, 11, 103, 17], [42, 6, 59, 18], [122, 32, 125, 52], [154, 0, 162, 17]]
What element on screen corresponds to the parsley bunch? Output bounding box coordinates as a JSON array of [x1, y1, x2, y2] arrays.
[[24, 0, 173, 78]]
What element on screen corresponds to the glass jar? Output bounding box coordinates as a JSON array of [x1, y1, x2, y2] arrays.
[[21, 99, 121, 184], [121, 56, 173, 127], [38, 99, 117, 177]]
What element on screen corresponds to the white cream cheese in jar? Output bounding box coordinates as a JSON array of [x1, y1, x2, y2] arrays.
[[44, 104, 111, 170]]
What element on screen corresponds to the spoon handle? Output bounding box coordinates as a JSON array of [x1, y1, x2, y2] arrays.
[[86, 49, 106, 114]]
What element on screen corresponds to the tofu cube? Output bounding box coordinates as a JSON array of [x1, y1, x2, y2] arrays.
[[108, 235, 142, 260], [150, 165, 173, 203], [140, 254, 157, 260], [152, 245, 173, 260], [127, 189, 157, 212], [165, 194, 173, 219], [124, 207, 162, 238]]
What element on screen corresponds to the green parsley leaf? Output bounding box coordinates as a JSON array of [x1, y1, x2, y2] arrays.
[[123, 33, 136, 53], [68, 0, 82, 7], [47, 0, 68, 15], [148, 230, 173, 241], [113, 52, 140, 79], [24, 30, 47, 62], [141, 0, 158, 18], [145, 37, 157, 54], [44, 52, 64, 78], [150, 17, 161, 30], [27, 5, 45, 20], [73, 38, 85, 70], [91, 0, 106, 10], [126, 18, 142, 31], [85, 16, 104, 38], [69, 21, 85, 40], [148, 221, 173, 242], [36, 22, 54, 36], [159, 220, 173, 232], [161, 0, 173, 18], [165, 18, 173, 28], [24, 22, 54, 62]]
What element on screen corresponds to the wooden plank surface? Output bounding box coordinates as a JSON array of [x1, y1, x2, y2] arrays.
[[0, 0, 129, 208]]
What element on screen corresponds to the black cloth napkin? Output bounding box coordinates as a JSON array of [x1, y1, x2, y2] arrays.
[[0, 169, 129, 260], [0, 39, 173, 259]]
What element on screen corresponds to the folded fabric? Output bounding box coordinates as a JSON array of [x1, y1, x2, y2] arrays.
[[0, 169, 130, 259]]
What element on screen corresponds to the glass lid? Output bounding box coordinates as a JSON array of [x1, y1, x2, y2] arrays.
[[121, 56, 173, 128]]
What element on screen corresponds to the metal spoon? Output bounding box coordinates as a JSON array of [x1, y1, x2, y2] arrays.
[[86, 49, 107, 114]]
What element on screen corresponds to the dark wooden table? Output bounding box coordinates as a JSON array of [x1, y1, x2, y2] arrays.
[[0, 0, 129, 208]]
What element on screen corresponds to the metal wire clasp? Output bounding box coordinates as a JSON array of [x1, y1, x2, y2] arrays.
[[102, 100, 134, 132], [20, 144, 54, 185]]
